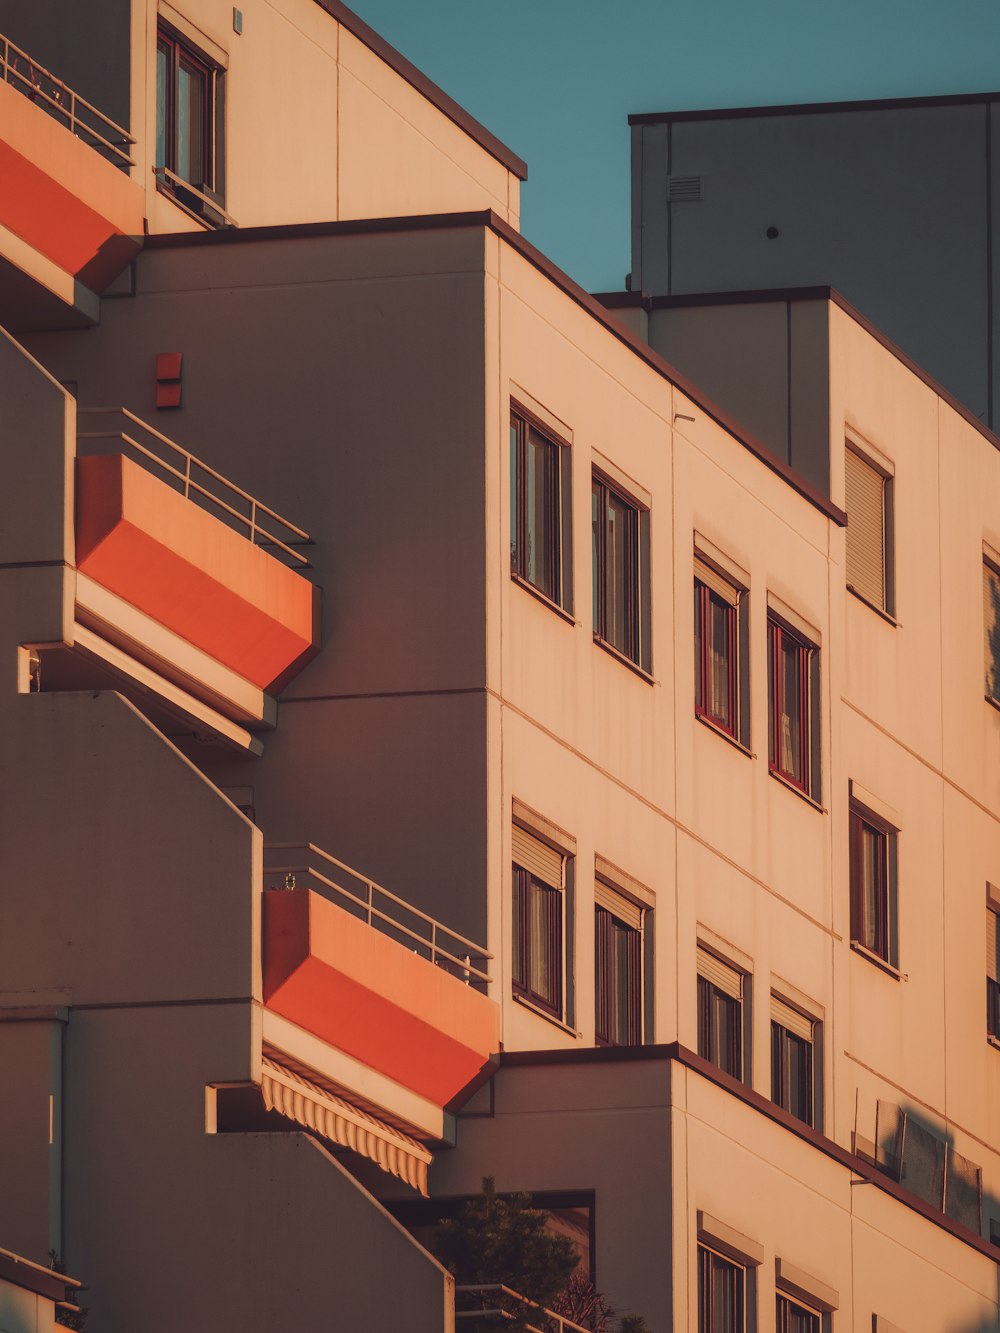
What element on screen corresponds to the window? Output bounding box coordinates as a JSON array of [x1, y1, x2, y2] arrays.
[[510, 407, 569, 608], [595, 881, 643, 1045], [845, 444, 893, 614], [987, 900, 1000, 1042], [694, 555, 748, 745], [592, 471, 650, 671], [849, 801, 897, 968], [512, 823, 565, 1018], [698, 1245, 745, 1333], [777, 1293, 820, 1333], [768, 614, 819, 798], [697, 947, 744, 1080], [156, 23, 225, 220], [984, 557, 1000, 703], [771, 995, 815, 1127]]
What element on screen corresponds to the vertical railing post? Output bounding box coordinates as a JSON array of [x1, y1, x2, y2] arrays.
[[184, 451, 192, 499], [250, 498, 258, 544], [366, 880, 374, 927]]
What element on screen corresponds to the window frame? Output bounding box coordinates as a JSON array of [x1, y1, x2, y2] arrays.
[[592, 469, 651, 673], [511, 816, 572, 1024], [984, 555, 1000, 705], [694, 555, 749, 746], [510, 404, 571, 613], [698, 1243, 746, 1333], [696, 947, 746, 1082], [770, 997, 816, 1128], [594, 886, 644, 1046], [987, 893, 1000, 1044], [845, 440, 894, 618], [767, 613, 819, 799], [849, 800, 898, 969], [155, 21, 226, 221], [776, 1291, 821, 1333]]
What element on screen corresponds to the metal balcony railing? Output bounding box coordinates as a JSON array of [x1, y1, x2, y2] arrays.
[[264, 842, 492, 989], [455, 1285, 590, 1333], [77, 408, 313, 570], [0, 32, 134, 170]]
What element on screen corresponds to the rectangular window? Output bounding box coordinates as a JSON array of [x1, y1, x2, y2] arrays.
[[592, 471, 650, 671], [510, 407, 569, 609], [595, 881, 643, 1046], [698, 1245, 745, 1333], [984, 558, 1000, 703], [771, 995, 815, 1127], [768, 615, 819, 798], [987, 903, 1000, 1041], [512, 823, 565, 1017], [849, 801, 897, 967], [846, 444, 892, 614], [777, 1293, 820, 1333], [156, 23, 225, 221], [695, 555, 748, 745], [697, 947, 744, 1080]]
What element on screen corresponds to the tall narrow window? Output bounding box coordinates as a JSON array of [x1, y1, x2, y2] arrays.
[[984, 557, 1000, 703], [849, 800, 897, 968], [698, 1245, 745, 1333], [512, 823, 565, 1018], [771, 995, 815, 1127], [592, 472, 649, 671], [510, 408, 567, 608], [156, 24, 224, 221], [776, 1293, 820, 1333], [987, 901, 1000, 1042], [694, 555, 747, 744], [846, 444, 892, 614], [768, 614, 819, 798], [595, 882, 643, 1045], [697, 947, 744, 1080]]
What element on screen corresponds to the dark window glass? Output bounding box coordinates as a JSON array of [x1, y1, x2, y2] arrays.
[[989, 977, 1000, 1040], [695, 580, 738, 735], [512, 865, 562, 1015], [155, 25, 219, 195], [771, 1021, 814, 1126], [511, 409, 563, 605], [595, 905, 642, 1045], [776, 1293, 820, 1333], [849, 803, 892, 963], [698, 1245, 744, 1333], [768, 617, 816, 794], [593, 473, 643, 666], [697, 975, 742, 1079]]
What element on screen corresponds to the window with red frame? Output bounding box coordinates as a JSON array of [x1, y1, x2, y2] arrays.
[[849, 801, 897, 967], [155, 23, 224, 217], [695, 555, 747, 745], [512, 824, 565, 1018], [768, 615, 818, 798]]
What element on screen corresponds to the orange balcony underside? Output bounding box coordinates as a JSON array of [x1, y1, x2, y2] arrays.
[[263, 890, 499, 1108], [76, 454, 318, 692], [0, 78, 143, 292]]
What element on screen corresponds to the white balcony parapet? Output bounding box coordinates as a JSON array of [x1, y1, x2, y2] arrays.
[[455, 1285, 591, 1333], [78, 407, 313, 569], [264, 841, 493, 989], [0, 32, 135, 169]]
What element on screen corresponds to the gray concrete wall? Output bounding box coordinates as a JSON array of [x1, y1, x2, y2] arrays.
[[631, 100, 996, 425]]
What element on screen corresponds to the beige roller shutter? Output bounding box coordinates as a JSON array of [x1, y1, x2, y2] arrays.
[[984, 561, 1000, 694], [845, 448, 886, 609], [697, 946, 742, 1000], [512, 824, 563, 888], [595, 879, 643, 930], [987, 908, 999, 983], [694, 555, 740, 606], [771, 993, 814, 1041]]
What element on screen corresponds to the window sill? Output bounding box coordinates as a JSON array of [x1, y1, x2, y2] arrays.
[[847, 584, 899, 626], [511, 572, 576, 626], [986, 694, 1000, 715], [513, 992, 580, 1039], [593, 634, 655, 684], [850, 940, 902, 980], [696, 711, 753, 758], [154, 171, 234, 229], [768, 766, 825, 813], [987, 1034, 1000, 1052]]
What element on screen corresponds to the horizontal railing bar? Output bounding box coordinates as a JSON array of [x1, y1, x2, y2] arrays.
[[455, 1286, 590, 1333]]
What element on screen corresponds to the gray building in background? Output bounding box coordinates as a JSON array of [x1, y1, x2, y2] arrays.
[[626, 92, 1000, 443]]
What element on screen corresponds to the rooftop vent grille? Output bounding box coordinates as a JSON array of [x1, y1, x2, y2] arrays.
[[667, 174, 703, 202]]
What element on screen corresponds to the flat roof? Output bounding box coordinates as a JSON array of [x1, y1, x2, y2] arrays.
[[315, 0, 528, 179], [629, 88, 1000, 127]]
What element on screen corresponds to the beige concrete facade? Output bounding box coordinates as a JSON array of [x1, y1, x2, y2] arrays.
[[1, 2, 999, 1331]]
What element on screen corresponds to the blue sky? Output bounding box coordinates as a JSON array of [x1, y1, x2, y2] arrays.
[[353, 0, 1000, 291]]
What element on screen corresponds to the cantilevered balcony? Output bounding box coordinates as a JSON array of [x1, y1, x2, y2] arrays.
[[0, 34, 143, 328], [262, 843, 499, 1126], [33, 408, 320, 752]]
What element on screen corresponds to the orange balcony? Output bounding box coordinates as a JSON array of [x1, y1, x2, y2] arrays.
[[262, 845, 499, 1109], [0, 36, 143, 328], [74, 410, 319, 706]]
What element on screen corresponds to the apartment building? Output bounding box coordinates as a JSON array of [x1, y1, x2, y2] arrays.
[[1, 3, 999, 1331]]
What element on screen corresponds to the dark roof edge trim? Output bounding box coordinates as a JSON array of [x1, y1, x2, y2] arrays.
[[629, 89, 1000, 126], [500, 1042, 999, 1265], [0, 1248, 82, 1303], [313, 0, 527, 179], [143, 209, 844, 524]]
